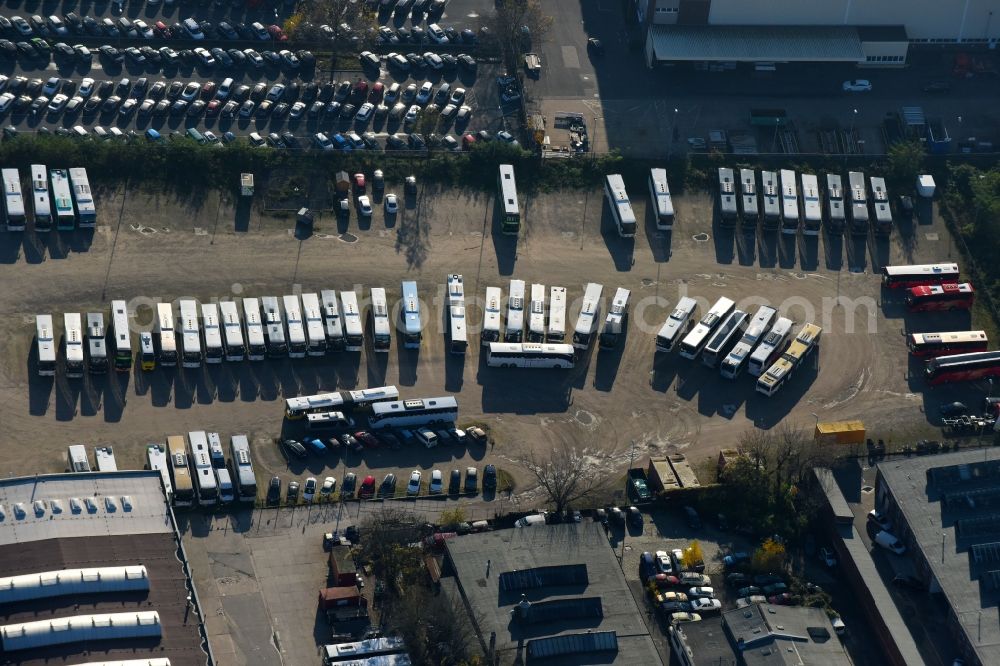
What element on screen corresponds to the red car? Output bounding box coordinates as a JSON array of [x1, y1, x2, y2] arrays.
[[768, 593, 793, 605], [354, 431, 379, 448], [359, 475, 376, 499], [268, 24, 287, 41], [368, 82, 384, 102], [201, 81, 216, 100], [154, 21, 171, 38], [206, 99, 220, 116], [647, 573, 682, 589], [462, 133, 476, 150], [353, 79, 368, 102]]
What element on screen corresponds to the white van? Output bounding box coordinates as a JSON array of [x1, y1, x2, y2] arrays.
[[874, 530, 906, 555], [416, 429, 438, 448], [515, 513, 546, 527]]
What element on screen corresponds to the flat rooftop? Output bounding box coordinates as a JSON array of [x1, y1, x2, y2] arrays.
[[446, 522, 662, 665], [647, 25, 865, 63], [722, 603, 850, 666]]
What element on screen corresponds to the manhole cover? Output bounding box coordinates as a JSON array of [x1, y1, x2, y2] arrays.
[[925, 233, 939, 241], [861, 485, 874, 494], [641, 278, 655, 287], [339, 233, 358, 243], [692, 233, 710, 242]]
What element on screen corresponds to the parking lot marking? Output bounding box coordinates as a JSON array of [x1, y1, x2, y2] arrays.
[[561, 46, 581, 69]]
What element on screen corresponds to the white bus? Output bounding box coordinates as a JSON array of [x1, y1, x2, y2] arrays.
[[321, 289, 345, 351], [369, 396, 459, 430], [69, 167, 96, 227], [282, 294, 307, 358], [528, 283, 546, 342], [179, 299, 202, 368], [242, 297, 266, 361], [229, 435, 257, 502], [147, 443, 173, 503], [748, 317, 794, 377], [2, 168, 25, 231], [139, 331, 155, 371], [761, 170, 781, 229], [498, 164, 520, 235], [572, 283, 604, 350], [63, 312, 84, 378], [86, 312, 108, 375], [599, 287, 630, 349], [718, 167, 738, 224], [167, 435, 194, 507], [36, 314, 56, 377], [447, 274, 468, 354], [702, 310, 749, 368], [649, 168, 674, 230], [757, 323, 822, 397], [219, 300, 245, 362], [482, 286, 502, 346], [208, 432, 234, 503], [605, 174, 637, 237], [94, 446, 118, 472], [825, 174, 846, 234], [110, 300, 132, 373], [400, 280, 422, 349], [848, 171, 868, 236], [548, 286, 567, 342], [656, 297, 699, 353], [679, 297, 735, 360], [188, 431, 218, 507], [779, 169, 799, 235], [201, 303, 224, 364], [50, 168, 75, 231], [800, 173, 821, 236], [505, 279, 526, 343], [285, 386, 399, 419], [371, 287, 391, 352], [155, 302, 177, 367], [487, 342, 575, 369], [261, 296, 287, 357], [341, 290, 364, 351], [739, 168, 758, 224], [720, 306, 777, 379], [301, 292, 327, 356], [30, 164, 51, 232], [870, 176, 892, 236]]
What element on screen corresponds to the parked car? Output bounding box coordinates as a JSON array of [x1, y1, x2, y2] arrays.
[[627, 506, 643, 528], [302, 477, 317, 502], [429, 469, 443, 494], [266, 476, 281, 504], [286, 480, 300, 502], [874, 530, 907, 554], [691, 597, 722, 613], [670, 612, 702, 625], [342, 473, 357, 498], [639, 551, 657, 579], [380, 473, 397, 496], [359, 475, 376, 498], [282, 439, 307, 459], [738, 585, 763, 598], [464, 466, 478, 493], [868, 509, 892, 531], [687, 586, 715, 599], [843, 79, 872, 92], [684, 505, 702, 529], [723, 551, 750, 567], [320, 477, 336, 497], [449, 469, 462, 494], [406, 470, 422, 495]]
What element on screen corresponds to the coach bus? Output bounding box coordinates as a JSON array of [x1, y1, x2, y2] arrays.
[[155, 303, 177, 367], [748, 317, 794, 377], [720, 306, 778, 379], [761, 170, 780, 230], [487, 342, 576, 369], [64, 313, 84, 378], [882, 263, 960, 290], [321, 289, 346, 351], [340, 290, 364, 351], [528, 283, 546, 342], [369, 396, 459, 430], [718, 167, 738, 225], [139, 331, 156, 371], [261, 296, 287, 358], [599, 287, 630, 349], [2, 168, 25, 231], [905, 283, 975, 312], [825, 174, 846, 234], [30, 164, 51, 232], [448, 274, 468, 354], [573, 283, 604, 350], [908, 330, 988, 358], [167, 435, 194, 508], [371, 287, 391, 352], [848, 171, 868, 236], [702, 309, 749, 368], [201, 303, 224, 363], [219, 301, 245, 362], [50, 168, 75, 231], [300, 292, 326, 356], [739, 168, 757, 224], [870, 176, 892, 236], [400, 281, 422, 349], [482, 286, 502, 346], [505, 279, 526, 343], [284, 386, 400, 420], [655, 297, 698, 353], [649, 168, 674, 230], [604, 174, 637, 237], [548, 286, 567, 342], [925, 351, 1000, 386], [179, 299, 203, 368], [110, 300, 132, 372], [36, 314, 56, 377], [756, 323, 822, 397], [779, 169, 799, 235], [69, 167, 96, 227], [229, 435, 257, 502], [498, 164, 520, 234], [188, 431, 217, 507], [679, 297, 735, 360], [147, 443, 173, 503], [86, 312, 107, 374], [800, 173, 821, 236], [281, 294, 306, 358], [242, 298, 266, 361]]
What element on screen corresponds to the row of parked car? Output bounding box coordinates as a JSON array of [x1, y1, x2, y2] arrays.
[[0, 13, 291, 44], [281, 424, 487, 459]]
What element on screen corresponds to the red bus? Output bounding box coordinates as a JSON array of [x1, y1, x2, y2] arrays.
[[882, 263, 960, 289], [926, 351, 1000, 386], [908, 330, 988, 357], [905, 283, 974, 311]]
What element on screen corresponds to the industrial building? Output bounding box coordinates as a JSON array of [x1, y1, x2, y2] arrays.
[[0, 471, 208, 666]]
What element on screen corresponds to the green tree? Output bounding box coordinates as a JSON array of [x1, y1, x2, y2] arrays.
[[485, 0, 553, 73], [752, 538, 787, 574], [886, 140, 925, 188]]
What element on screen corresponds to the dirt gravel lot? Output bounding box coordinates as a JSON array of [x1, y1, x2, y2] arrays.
[[0, 175, 957, 497]]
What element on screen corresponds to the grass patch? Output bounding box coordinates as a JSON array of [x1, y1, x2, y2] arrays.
[[496, 468, 516, 493]]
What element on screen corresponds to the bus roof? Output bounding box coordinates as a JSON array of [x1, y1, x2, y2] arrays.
[[499, 164, 519, 215], [883, 263, 959, 277], [401, 281, 421, 334], [575, 283, 604, 334], [371, 395, 458, 417]]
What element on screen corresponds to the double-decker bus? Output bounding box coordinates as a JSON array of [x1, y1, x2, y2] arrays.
[[155, 303, 177, 367], [487, 343, 576, 369], [300, 293, 326, 357], [505, 279, 525, 343], [35, 314, 56, 377], [340, 290, 364, 352], [166, 435, 194, 508], [447, 274, 468, 354], [655, 297, 698, 353], [679, 297, 735, 360], [739, 168, 758, 224], [605, 174, 637, 237], [219, 301, 245, 362], [848, 171, 868, 236], [800, 173, 821, 236], [400, 281, 422, 349], [498, 164, 520, 234], [229, 435, 257, 502], [718, 167, 738, 225], [284, 385, 400, 420], [720, 306, 777, 379], [321, 290, 345, 351], [30, 164, 51, 232], [925, 351, 1000, 386], [548, 286, 567, 342], [139, 331, 156, 371], [110, 300, 132, 372], [573, 283, 604, 350], [242, 297, 267, 361], [282, 294, 307, 358], [649, 168, 674, 230], [2, 168, 25, 231], [906, 283, 975, 311], [882, 263, 960, 290], [86, 312, 108, 374], [748, 317, 794, 377], [528, 283, 546, 342], [179, 299, 202, 368], [599, 287, 630, 349], [825, 173, 846, 234], [188, 431, 217, 506], [482, 286, 502, 346], [261, 296, 287, 357], [761, 170, 780, 230], [50, 168, 75, 231], [909, 330, 988, 358], [147, 443, 173, 503], [369, 396, 459, 430], [870, 176, 892, 236], [371, 287, 391, 352], [201, 303, 224, 363], [64, 313, 85, 378], [702, 309, 749, 368], [69, 167, 96, 227], [779, 169, 799, 235], [756, 323, 822, 397]]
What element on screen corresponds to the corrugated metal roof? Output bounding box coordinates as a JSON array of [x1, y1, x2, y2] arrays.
[[0, 565, 149, 604], [526, 630, 618, 658], [1, 611, 161, 652], [498, 563, 589, 592], [648, 25, 865, 63]]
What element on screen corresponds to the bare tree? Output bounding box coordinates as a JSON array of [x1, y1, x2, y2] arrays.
[[484, 0, 554, 72], [285, 0, 378, 46], [516, 443, 614, 514], [357, 506, 425, 583], [387, 586, 482, 665]]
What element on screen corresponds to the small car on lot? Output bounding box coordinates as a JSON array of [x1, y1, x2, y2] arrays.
[[267, 476, 281, 504], [359, 475, 376, 498], [286, 481, 300, 502], [384, 194, 398, 214], [687, 586, 714, 599], [320, 477, 336, 497], [465, 466, 478, 493], [380, 473, 397, 496], [691, 597, 722, 613], [406, 470, 422, 495], [429, 469, 443, 494], [302, 477, 317, 502], [843, 79, 872, 92], [342, 473, 357, 498]]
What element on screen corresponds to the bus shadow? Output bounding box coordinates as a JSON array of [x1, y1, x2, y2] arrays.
[[870, 234, 891, 272], [824, 232, 844, 271], [712, 222, 735, 265], [79, 373, 105, 417], [757, 229, 778, 268], [198, 365, 220, 405], [650, 352, 681, 393], [600, 202, 635, 272], [47, 232, 70, 260], [0, 231, 22, 264], [69, 228, 95, 254], [644, 206, 671, 263], [697, 375, 748, 419], [571, 343, 597, 390], [150, 367, 176, 407], [735, 227, 756, 266], [491, 197, 518, 277], [256, 361, 281, 402], [215, 364, 240, 402], [778, 234, 797, 269], [103, 372, 129, 423], [133, 363, 150, 398], [396, 345, 419, 387], [798, 234, 819, 272], [234, 197, 252, 233], [172, 368, 198, 409], [274, 360, 302, 401], [593, 330, 627, 392], [54, 375, 82, 422], [479, 367, 573, 414], [743, 354, 819, 428], [675, 362, 713, 403], [847, 234, 868, 272], [444, 346, 466, 393], [333, 353, 362, 389], [22, 231, 46, 264], [26, 343, 53, 416]]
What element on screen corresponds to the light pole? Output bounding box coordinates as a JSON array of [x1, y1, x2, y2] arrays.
[[619, 439, 637, 564], [845, 108, 858, 165], [667, 107, 678, 160]]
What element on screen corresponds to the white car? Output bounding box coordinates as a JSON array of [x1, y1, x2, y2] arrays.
[[47, 94, 68, 113], [302, 477, 317, 502], [134, 20, 154, 39], [415, 82, 433, 105], [687, 586, 714, 599], [244, 49, 265, 68], [450, 87, 466, 105], [429, 469, 443, 494], [78, 78, 95, 98], [181, 82, 200, 102], [320, 476, 336, 496], [406, 470, 422, 496], [404, 104, 420, 124], [423, 52, 443, 70], [289, 101, 306, 118], [355, 102, 374, 123], [843, 79, 872, 92], [357, 195, 372, 217], [428, 23, 448, 44], [655, 550, 673, 574], [314, 132, 334, 150], [384, 193, 398, 214], [139, 98, 156, 115], [455, 105, 472, 124], [691, 597, 723, 613], [194, 47, 215, 67], [0, 92, 15, 114]]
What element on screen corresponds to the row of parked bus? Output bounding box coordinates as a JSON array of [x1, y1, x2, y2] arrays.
[[5, 164, 95, 232], [602, 169, 675, 238], [717, 167, 892, 237], [149, 432, 257, 508]]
